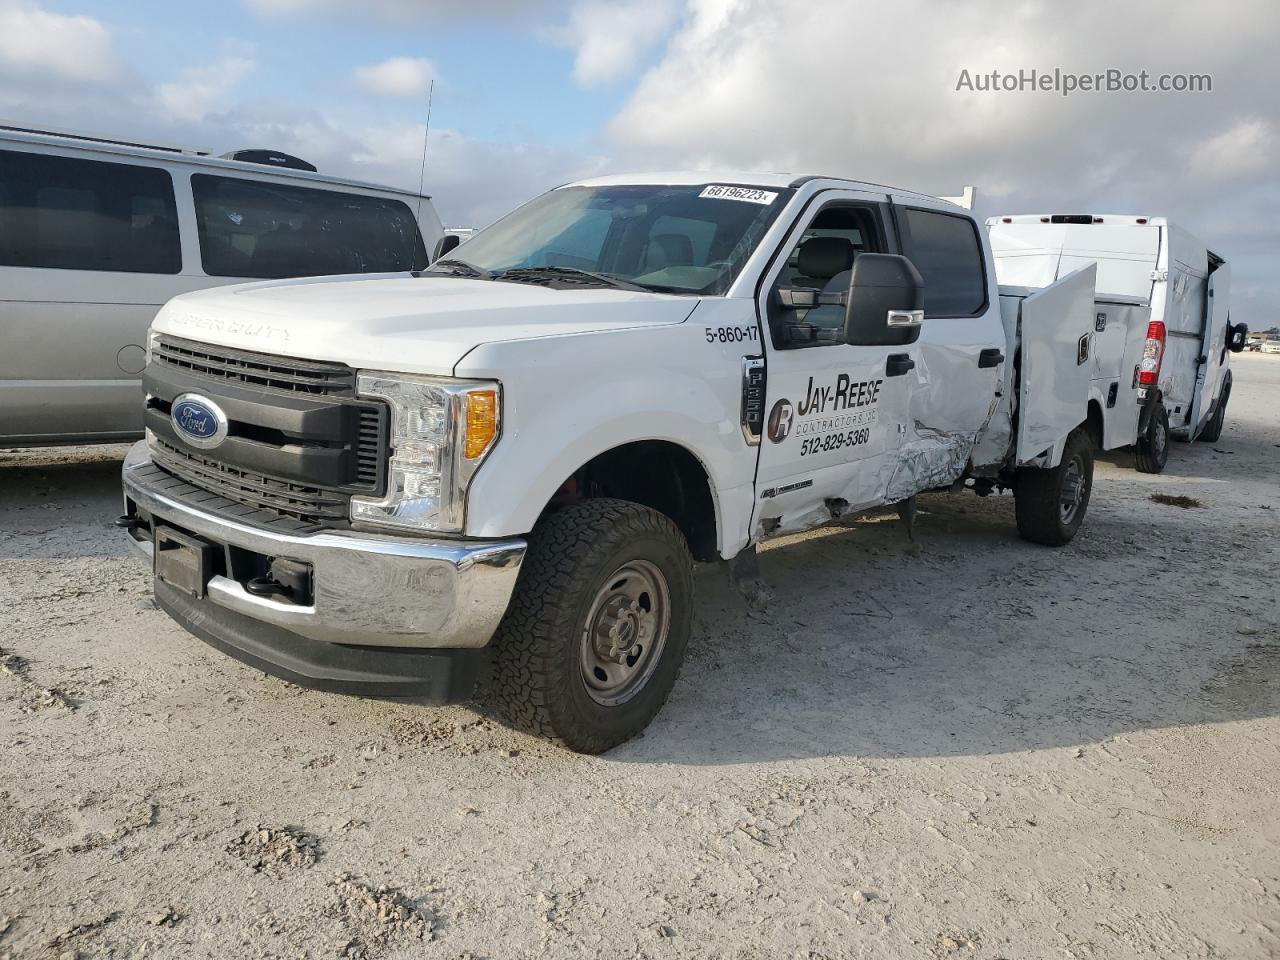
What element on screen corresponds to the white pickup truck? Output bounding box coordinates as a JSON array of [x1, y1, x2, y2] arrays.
[[121, 173, 1103, 752]]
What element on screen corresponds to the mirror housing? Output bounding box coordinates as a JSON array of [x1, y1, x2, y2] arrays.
[[843, 253, 925, 346], [1227, 321, 1249, 354], [432, 233, 462, 263]]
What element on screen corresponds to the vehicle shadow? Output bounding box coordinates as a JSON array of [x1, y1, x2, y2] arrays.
[[610, 487, 1279, 765], [5, 441, 1275, 767], [0, 446, 132, 559]]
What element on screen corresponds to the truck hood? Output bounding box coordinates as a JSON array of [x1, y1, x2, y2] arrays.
[[152, 272, 700, 376]]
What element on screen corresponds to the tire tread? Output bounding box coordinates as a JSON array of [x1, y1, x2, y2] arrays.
[[487, 498, 693, 753]]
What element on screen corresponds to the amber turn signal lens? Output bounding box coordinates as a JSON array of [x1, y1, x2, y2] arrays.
[[464, 390, 498, 459]]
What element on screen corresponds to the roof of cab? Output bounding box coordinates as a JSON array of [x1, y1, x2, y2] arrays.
[[563, 170, 952, 205], [0, 123, 430, 200]]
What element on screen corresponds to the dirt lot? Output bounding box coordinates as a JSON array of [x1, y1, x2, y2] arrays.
[[2, 355, 1278, 960]]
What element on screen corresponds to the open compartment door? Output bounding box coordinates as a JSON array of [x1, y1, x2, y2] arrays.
[[1016, 263, 1096, 464], [1188, 262, 1231, 441]]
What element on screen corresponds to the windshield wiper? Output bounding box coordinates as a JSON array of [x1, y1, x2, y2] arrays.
[[498, 265, 650, 292], [424, 258, 493, 280]]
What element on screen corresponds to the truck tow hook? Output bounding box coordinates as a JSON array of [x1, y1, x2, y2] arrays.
[[244, 576, 294, 601]]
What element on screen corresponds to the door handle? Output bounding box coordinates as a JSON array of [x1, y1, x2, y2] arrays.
[[886, 353, 915, 377], [978, 348, 1004, 368]]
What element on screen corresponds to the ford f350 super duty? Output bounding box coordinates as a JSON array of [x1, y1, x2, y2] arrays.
[[120, 173, 1103, 753]]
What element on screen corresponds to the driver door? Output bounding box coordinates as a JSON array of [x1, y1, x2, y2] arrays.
[[751, 191, 920, 536]]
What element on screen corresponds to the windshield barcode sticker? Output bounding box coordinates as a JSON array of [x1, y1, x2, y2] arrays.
[[699, 185, 778, 205]]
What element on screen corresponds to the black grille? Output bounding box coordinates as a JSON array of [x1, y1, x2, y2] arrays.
[[153, 334, 357, 396], [356, 407, 382, 487], [145, 337, 390, 528], [152, 438, 351, 526]]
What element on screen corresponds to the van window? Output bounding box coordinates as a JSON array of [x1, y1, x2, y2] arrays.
[[0, 149, 180, 274], [903, 208, 986, 316], [191, 174, 427, 279]]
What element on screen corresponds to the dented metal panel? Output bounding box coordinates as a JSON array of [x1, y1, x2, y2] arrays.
[[1016, 264, 1096, 464], [883, 333, 1002, 501], [1094, 299, 1149, 450], [1188, 262, 1232, 440]]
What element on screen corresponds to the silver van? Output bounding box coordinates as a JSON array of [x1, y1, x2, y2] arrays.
[[0, 125, 445, 447]]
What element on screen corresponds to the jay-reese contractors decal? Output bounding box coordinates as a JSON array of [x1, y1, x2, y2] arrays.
[[768, 373, 883, 456]]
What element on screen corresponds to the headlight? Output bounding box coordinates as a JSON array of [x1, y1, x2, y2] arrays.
[[350, 372, 500, 533]]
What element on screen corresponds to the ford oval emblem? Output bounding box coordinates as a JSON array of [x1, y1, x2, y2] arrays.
[[171, 393, 229, 449]]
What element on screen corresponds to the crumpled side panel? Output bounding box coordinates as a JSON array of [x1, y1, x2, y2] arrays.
[[880, 340, 1000, 501], [884, 423, 974, 503]]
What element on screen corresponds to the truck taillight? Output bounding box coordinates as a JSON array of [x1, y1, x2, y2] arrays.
[[1139, 320, 1166, 387]]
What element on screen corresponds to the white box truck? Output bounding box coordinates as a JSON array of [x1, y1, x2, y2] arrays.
[[121, 173, 1106, 752], [989, 215, 1247, 472]]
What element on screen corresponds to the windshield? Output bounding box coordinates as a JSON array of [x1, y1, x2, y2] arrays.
[[443, 183, 792, 295]]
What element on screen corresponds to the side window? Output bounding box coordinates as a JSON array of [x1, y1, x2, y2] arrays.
[[191, 174, 427, 279], [903, 208, 986, 316], [767, 205, 883, 349], [0, 148, 180, 274]]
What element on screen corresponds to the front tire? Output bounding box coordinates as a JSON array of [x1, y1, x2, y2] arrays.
[[488, 499, 694, 754], [1134, 403, 1170, 473], [1015, 427, 1093, 546]]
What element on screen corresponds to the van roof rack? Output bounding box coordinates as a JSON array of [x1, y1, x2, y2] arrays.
[[0, 121, 213, 156], [220, 149, 317, 172]]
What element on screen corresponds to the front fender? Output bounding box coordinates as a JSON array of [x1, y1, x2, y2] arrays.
[[455, 310, 760, 557]]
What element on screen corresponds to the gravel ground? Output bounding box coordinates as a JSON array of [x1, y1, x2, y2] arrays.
[[2, 355, 1278, 960]]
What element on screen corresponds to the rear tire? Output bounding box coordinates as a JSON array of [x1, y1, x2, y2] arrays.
[[1015, 427, 1093, 546], [1197, 380, 1230, 443], [488, 498, 694, 754], [1134, 403, 1170, 473]]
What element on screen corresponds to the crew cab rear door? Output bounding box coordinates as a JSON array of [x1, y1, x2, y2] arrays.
[[1188, 262, 1231, 440], [890, 202, 1007, 496], [750, 190, 919, 536]]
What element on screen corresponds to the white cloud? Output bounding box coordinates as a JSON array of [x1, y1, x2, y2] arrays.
[[252, 0, 674, 87], [1186, 119, 1276, 181], [0, 0, 123, 85], [599, 0, 1280, 328], [354, 56, 435, 99], [156, 56, 256, 122], [3, 0, 1278, 329], [558, 0, 681, 86]]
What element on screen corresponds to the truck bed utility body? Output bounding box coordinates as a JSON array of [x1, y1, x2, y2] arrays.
[[122, 172, 1108, 751], [989, 215, 1244, 465]]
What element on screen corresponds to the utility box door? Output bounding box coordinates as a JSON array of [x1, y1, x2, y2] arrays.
[[1016, 264, 1096, 463]]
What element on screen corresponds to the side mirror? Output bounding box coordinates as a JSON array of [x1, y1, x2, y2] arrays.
[[432, 233, 462, 262], [843, 253, 925, 346], [1227, 321, 1248, 354]]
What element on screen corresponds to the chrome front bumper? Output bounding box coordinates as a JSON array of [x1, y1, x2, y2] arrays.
[[121, 441, 525, 650]]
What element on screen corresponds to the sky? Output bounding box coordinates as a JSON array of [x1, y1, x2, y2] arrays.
[[1, 0, 1277, 328]]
